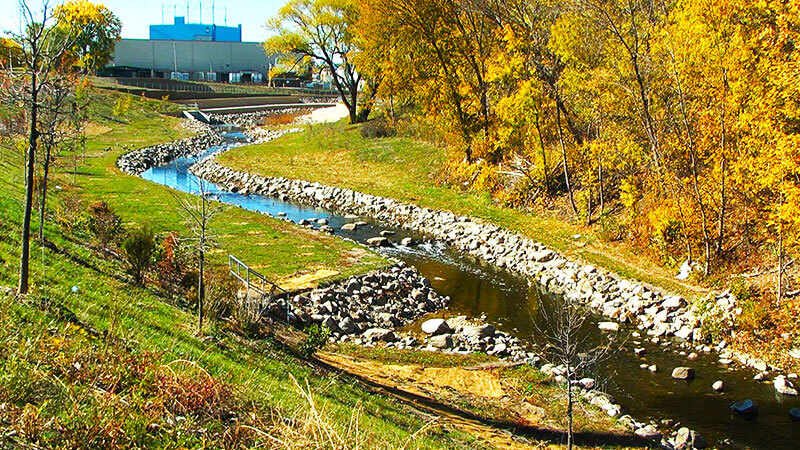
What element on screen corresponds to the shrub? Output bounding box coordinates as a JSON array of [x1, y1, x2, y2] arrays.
[[203, 267, 238, 323], [87, 201, 122, 249], [121, 225, 157, 285], [730, 276, 758, 303], [156, 233, 197, 294], [56, 194, 90, 236], [360, 119, 396, 139], [598, 214, 626, 242], [299, 324, 330, 357]]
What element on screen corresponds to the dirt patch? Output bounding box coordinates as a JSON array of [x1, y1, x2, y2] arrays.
[[280, 268, 340, 290], [384, 364, 507, 399], [84, 122, 112, 136]]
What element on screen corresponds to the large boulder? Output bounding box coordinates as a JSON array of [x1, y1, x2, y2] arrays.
[[671, 367, 695, 380], [421, 318, 451, 335]]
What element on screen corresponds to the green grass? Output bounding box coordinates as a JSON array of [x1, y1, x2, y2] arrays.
[[0, 94, 478, 448], [57, 90, 387, 285], [219, 120, 704, 300]]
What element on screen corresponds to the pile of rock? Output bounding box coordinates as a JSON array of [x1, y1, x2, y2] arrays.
[[416, 316, 535, 361], [190, 158, 739, 347], [117, 127, 224, 175], [208, 108, 311, 129], [274, 264, 449, 343]]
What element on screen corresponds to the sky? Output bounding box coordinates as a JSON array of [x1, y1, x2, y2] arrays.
[[0, 0, 284, 42]]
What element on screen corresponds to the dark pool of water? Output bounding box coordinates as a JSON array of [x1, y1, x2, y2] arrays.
[[139, 132, 800, 449]]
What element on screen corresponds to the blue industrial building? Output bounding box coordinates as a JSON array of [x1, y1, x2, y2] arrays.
[[149, 16, 242, 42]]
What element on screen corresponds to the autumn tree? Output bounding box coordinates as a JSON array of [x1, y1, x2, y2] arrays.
[[55, 0, 122, 73], [266, 0, 376, 124]]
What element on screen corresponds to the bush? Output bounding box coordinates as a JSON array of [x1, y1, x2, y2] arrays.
[[299, 324, 330, 357], [56, 195, 91, 236], [121, 225, 157, 285], [203, 267, 238, 323], [360, 119, 396, 139], [87, 201, 122, 249], [156, 233, 197, 294]]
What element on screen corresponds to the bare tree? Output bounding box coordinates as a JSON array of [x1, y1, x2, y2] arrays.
[[173, 179, 223, 333], [37, 75, 78, 241], [534, 296, 615, 450], [5, 0, 75, 294]]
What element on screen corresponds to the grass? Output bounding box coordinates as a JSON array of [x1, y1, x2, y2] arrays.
[[56, 89, 387, 285], [219, 120, 705, 300]]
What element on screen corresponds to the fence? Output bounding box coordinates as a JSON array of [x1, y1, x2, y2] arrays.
[[228, 254, 292, 323]]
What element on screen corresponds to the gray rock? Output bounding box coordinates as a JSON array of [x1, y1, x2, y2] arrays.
[[774, 375, 798, 396], [492, 342, 508, 355], [462, 324, 495, 340], [421, 318, 451, 335], [430, 334, 454, 349], [731, 399, 758, 415], [671, 367, 695, 380], [364, 328, 398, 342], [578, 377, 596, 389], [341, 223, 358, 231], [338, 317, 357, 334], [400, 237, 414, 246], [634, 425, 661, 440], [323, 316, 340, 333], [712, 380, 724, 392], [598, 322, 620, 331], [366, 237, 390, 247], [674, 427, 706, 449]]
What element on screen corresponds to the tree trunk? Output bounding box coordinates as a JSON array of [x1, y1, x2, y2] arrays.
[[19, 70, 38, 295], [198, 248, 205, 332], [716, 71, 729, 256], [598, 159, 605, 215], [777, 223, 784, 302], [38, 144, 52, 241], [557, 108, 577, 216], [566, 361, 574, 450], [534, 112, 549, 194]]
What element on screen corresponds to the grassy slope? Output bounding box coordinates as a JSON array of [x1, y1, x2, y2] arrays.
[[218, 121, 705, 300], [61, 90, 386, 284], [0, 91, 477, 448]]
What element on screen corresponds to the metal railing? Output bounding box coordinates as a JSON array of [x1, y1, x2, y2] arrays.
[[228, 254, 287, 298]]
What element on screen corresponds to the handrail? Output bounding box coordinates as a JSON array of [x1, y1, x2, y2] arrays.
[[228, 254, 287, 296]]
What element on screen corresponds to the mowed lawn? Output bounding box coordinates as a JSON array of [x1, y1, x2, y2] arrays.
[[219, 120, 705, 299], [56, 91, 387, 285]]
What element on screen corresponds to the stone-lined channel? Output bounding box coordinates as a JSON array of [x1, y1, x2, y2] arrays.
[[133, 123, 799, 449]]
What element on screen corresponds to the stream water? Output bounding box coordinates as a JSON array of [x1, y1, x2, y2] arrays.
[[139, 126, 800, 448]]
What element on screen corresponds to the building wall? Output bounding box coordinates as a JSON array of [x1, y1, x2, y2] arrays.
[[149, 17, 242, 42], [110, 39, 274, 76]]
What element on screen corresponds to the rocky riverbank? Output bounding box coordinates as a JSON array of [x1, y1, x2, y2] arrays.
[[117, 123, 224, 175], [208, 108, 314, 129]]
